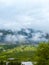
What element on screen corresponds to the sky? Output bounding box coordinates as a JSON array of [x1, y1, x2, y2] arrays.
[[0, 0, 49, 32]]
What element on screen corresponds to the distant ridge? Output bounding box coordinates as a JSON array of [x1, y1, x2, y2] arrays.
[[0, 28, 49, 44]]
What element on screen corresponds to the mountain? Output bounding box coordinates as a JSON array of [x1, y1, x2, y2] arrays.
[[0, 28, 49, 44]]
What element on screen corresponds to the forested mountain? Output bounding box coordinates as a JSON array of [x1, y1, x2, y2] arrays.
[[0, 28, 49, 44]]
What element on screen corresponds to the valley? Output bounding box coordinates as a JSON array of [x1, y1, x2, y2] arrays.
[[0, 44, 36, 62]]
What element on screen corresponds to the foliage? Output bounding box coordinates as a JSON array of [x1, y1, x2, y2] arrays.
[[0, 45, 36, 62], [35, 42, 49, 65]]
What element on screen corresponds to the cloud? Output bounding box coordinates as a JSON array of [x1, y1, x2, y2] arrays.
[[0, 0, 48, 7], [5, 34, 18, 42], [0, 0, 49, 32], [0, 0, 17, 6]]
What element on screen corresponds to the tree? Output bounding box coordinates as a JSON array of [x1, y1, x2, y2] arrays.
[[35, 42, 49, 65], [0, 61, 3, 65]]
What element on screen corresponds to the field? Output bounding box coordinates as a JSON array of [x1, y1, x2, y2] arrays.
[[0, 44, 36, 62]]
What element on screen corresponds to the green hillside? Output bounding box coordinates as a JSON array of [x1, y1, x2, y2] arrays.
[[0, 45, 36, 62]]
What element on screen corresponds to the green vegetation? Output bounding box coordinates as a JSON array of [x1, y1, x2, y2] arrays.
[[0, 45, 36, 62], [0, 42, 49, 65], [34, 42, 49, 65]]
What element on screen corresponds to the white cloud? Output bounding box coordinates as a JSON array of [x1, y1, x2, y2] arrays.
[[0, 0, 49, 32], [5, 34, 18, 42], [0, 0, 48, 7], [0, 33, 3, 36]]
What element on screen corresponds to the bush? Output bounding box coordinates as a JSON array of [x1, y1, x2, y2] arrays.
[[35, 42, 49, 65]]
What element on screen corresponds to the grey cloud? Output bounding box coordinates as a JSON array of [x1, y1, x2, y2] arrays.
[[0, 0, 49, 32]]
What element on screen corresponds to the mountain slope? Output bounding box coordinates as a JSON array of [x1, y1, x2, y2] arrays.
[[0, 28, 49, 44]]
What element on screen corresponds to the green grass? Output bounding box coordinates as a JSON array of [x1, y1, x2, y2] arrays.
[[0, 45, 36, 62]]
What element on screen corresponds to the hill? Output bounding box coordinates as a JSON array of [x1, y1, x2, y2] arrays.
[[0, 28, 49, 45], [0, 45, 36, 62]]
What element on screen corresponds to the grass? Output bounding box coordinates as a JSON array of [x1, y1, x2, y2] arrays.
[[0, 45, 36, 62]]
